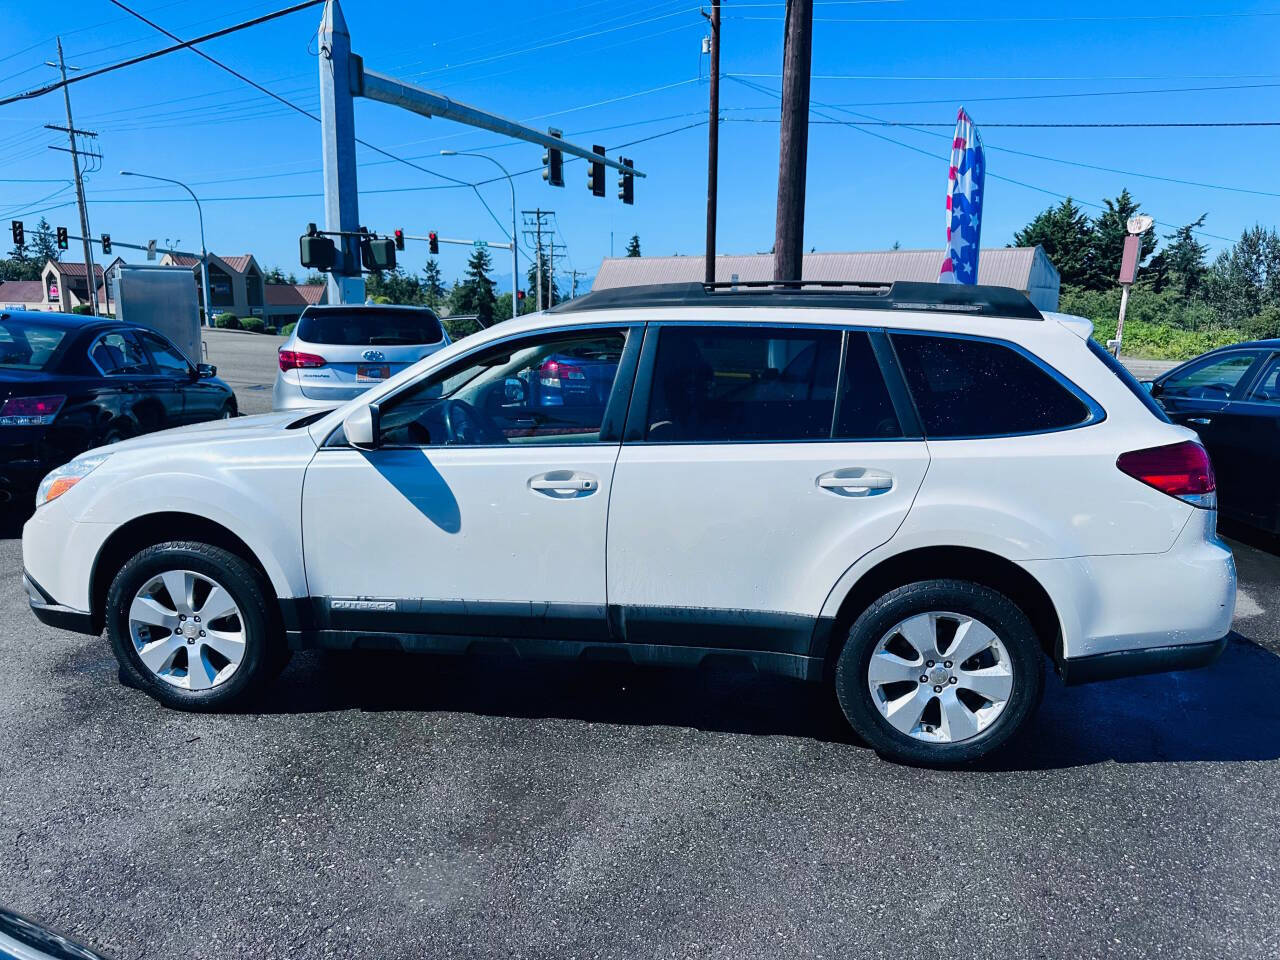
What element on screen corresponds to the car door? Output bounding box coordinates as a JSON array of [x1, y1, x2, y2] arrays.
[[301, 323, 641, 640], [87, 330, 166, 432], [1200, 351, 1280, 530], [605, 323, 929, 659], [1153, 348, 1270, 507], [134, 330, 201, 426]]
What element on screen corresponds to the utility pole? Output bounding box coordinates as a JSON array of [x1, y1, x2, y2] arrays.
[[571, 269, 587, 299], [702, 0, 721, 283], [522, 209, 554, 312], [318, 0, 363, 305], [48, 38, 99, 316], [772, 0, 813, 283]]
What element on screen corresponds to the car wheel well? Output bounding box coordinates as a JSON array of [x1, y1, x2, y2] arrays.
[[825, 546, 1061, 678], [90, 513, 276, 632]]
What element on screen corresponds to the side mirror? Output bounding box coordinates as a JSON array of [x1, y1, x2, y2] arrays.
[[1146, 380, 1163, 397], [344, 403, 381, 450], [197, 362, 217, 379]]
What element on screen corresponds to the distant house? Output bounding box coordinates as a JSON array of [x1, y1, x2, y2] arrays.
[[0, 280, 46, 311], [159, 251, 266, 321], [592, 247, 1062, 312]]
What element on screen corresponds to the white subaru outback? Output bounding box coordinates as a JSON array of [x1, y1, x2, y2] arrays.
[[22, 281, 1236, 766]]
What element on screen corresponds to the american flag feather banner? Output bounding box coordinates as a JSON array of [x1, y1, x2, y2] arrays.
[[938, 107, 985, 284]]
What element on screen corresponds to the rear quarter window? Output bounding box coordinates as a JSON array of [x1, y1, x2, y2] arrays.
[[297, 307, 444, 346], [1086, 337, 1171, 423], [891, 332, 1093, 438]]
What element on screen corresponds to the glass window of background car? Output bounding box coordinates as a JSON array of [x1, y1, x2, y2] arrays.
[[834, 332, 903, 439], [298, 307, 444, 346], [1244, 354, 1280, 404], [645, 326, 842, 443], [892, 332, 1090, 438], [1161, 351, 1260, 399], [90, 332, 151, 376], [138, 331, 192, 377], [377, 329, 627, 446], [0, 318, 66, 370]]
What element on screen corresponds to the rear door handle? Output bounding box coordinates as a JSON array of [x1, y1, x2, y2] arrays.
[[817, 471, 894, 495], [1187, 417, 1212, 426], [529, 473, 598, 495]]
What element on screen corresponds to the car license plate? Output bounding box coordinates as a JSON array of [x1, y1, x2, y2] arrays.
[[357, 364, 390, 382]]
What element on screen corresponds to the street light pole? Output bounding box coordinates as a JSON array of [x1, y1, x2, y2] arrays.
[[441, 150, 519, 321], [119, 170, 212, 326]]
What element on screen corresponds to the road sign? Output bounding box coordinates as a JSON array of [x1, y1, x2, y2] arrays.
[[473, 239, 488, 249]]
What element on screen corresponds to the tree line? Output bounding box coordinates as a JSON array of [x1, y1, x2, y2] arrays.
[[1014, 190, 1280, 354]]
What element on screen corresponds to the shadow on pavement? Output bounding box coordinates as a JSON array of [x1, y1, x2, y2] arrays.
[[258, 632, 1280, 768]]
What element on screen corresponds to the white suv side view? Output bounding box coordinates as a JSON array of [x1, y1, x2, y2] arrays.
[[22, 281, 1236, 766]]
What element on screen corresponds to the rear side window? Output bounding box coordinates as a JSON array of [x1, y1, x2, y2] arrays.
[[645, 326, 841, 442], [835, 332, 902, 439], [1086, 337, 1170, 423], [892, 332, 1091, 438], [297, 307, 443, 346], [90, 332, 151, 376]]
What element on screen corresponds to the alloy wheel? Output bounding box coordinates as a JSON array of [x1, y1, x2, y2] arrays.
[[866, 611, 1014, 744], [127, 569, 246, 691]]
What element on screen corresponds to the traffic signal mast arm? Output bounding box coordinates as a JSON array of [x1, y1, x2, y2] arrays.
[[403, 233, 512, 250]]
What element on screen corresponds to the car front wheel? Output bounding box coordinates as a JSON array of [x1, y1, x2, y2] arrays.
[[106, 541, 280, 710], [834, 579, 1045, 766]]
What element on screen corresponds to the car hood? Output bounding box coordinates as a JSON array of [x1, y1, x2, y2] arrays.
[[96, 410, 317, 456]]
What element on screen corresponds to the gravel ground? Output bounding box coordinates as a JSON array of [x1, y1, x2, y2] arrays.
[[0, 521, 1277, 960]]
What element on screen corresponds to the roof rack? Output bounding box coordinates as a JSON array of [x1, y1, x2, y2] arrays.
[[550, 280, 1043, 320]]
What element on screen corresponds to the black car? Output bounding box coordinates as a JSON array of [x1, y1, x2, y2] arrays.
[[1, 309, 235, 509], [1148, 338, 1280, 533]]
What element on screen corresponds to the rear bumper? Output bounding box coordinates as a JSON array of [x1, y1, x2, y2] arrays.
[[1059, 635, 1228, 685]]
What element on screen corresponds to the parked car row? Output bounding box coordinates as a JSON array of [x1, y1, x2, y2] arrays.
[[22, 281, 1236, 767]]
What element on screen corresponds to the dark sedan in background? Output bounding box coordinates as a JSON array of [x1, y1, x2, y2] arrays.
[[1, 310, 235, 511], [1148, 337, 1280, 534]]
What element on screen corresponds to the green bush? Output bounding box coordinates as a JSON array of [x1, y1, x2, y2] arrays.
[[281, 322, 297, 337], [213, 312, 240, 329], [71, 304, 93, 315], [264, 325, 278, 336], [240, 316, 265, 333]]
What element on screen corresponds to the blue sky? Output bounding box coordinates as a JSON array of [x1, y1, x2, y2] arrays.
[[2, 0, 1278, 292]]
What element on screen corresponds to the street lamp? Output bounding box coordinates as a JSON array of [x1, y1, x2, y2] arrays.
[[440, 150, 519, 321], [119, 170, 213, 326]]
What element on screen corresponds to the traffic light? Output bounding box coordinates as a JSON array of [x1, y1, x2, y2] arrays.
[[100, 233, 111, 255], [428, 231, 439, 255], [362, 236, 396, 272], [587, 145, 605, 198], [542, 127, 564, 188], [56, 226, 68, 251], [394, 228, 404, 251], [299, 224, 335, 271], [617, 157, 634, 205], [516, 289, 526, 303], [10, 221, 23, 247]]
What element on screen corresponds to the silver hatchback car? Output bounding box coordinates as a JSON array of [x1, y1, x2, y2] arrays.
[[273, 303, 450, 411]]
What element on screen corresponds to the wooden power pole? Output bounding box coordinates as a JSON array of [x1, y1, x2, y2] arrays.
[[772, 0, 813, 283], [703, 0, 721, 284]]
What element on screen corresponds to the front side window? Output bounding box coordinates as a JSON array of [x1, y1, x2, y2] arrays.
[[1161, 351, 1262, 400], [90, 332, 151, 376], [645, 326, 842, 442], [138, 332, 192, 377], [377, 329, 627, 447], [892, 332, 1091, 438]]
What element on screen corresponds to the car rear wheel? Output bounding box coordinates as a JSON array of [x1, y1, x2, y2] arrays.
[[834, 579, 1044, 766], [106, 542, 281, 710]]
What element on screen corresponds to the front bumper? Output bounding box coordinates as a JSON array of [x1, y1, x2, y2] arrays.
[[23, 571, 97, 635], [1059, 634, 1228, 685]]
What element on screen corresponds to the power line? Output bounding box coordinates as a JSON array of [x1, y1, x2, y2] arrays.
[[727, 118, 1280, 128], [725, 11, 1280, 23], [728, 71, 1280, 82], [826, 80, 1280, 109]]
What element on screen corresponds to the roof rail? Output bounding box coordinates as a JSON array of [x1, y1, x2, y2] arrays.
[[551, 280, 1044, 320]]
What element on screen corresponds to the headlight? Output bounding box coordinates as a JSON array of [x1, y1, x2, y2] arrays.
[[35, 454, 110, 508]]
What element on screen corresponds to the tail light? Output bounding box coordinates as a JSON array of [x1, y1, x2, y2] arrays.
[[0, 394, 66, 426], [1117, 440, 1216, 508], [278, 350, 326, 372], [538, 359, 585, 388]]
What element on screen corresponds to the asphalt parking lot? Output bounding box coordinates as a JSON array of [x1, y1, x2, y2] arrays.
[[2, 335, 1276, 959]]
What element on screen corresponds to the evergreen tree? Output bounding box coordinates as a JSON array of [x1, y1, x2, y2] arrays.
[[365, 267, 422, 305], [526, 250, 561, 308], [421, 257, 446, 310], [1012, 197, 1092, 288], [452, 248, 497, 326], [1202, 225, 1280, 326], [31, 218, 59, 265], [1161, 215, 1210, 298], [625, 233, 641, 257]]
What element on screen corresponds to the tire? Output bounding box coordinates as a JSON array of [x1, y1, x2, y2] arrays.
[[106, 541, 283, 711], [834, 579, 1044, 767], [220, 403, 236, 420]]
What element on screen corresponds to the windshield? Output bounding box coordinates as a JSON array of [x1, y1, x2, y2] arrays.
[[297, 306, 444, 346], [0, 316, 67, 370]]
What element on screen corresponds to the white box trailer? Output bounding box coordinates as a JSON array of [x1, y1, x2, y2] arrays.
[[109, 263, 202, 364]]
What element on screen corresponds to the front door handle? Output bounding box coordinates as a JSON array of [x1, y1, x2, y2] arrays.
[[529, 472, 598, 495], [817, 471, 894, 495], [1187, 417, 1212, 426]]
